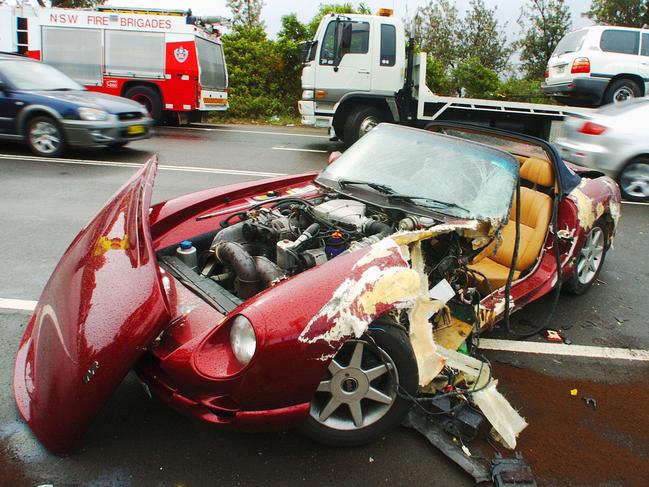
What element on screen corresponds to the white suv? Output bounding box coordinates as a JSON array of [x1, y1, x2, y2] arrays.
[[542, 26, 649, 106]]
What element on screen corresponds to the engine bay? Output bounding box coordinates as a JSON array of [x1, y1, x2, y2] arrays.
[[161, 192, 490, 311]]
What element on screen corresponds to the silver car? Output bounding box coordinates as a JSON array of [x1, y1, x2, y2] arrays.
[[556, 98, 649, 201]]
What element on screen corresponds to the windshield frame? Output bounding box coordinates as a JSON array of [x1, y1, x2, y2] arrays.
[[316, 124, 520, 222], [0, 59, 84, 91]]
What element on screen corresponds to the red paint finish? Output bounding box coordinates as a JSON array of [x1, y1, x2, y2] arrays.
[[13, 157, 169, 454]]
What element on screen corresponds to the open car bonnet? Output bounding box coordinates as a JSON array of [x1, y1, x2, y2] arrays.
[[13, 156, 169, 454]]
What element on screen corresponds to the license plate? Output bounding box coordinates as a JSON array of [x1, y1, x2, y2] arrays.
[[127, 125, 146, 135], [556, 65, 566, 74]]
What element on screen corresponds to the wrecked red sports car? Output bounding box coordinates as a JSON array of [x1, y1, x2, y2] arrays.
[[14, 123, 620, 455]]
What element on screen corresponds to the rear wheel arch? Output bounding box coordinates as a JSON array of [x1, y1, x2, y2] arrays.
[[603, 75, 643, 104]]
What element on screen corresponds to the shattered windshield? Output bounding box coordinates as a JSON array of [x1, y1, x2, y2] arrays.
[[317, 124, 518, 220]]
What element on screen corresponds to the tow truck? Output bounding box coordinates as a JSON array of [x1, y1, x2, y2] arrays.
[[298, 8, 587, 144]]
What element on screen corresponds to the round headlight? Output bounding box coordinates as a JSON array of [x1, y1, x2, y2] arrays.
[[229, 315, 256, 366]]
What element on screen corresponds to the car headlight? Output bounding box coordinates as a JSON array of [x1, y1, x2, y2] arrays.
[[302, 89, 314, 100], [229, 315, 256, 365], [78, 107, 108, 121]]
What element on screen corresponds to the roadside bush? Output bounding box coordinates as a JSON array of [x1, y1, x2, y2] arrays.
[[425, 56, 453, 95], [496, 77, 552, 104], [451, 57, 500, 98]]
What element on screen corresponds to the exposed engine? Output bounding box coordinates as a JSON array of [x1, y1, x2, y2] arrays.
[[196, 196, 436, 300]]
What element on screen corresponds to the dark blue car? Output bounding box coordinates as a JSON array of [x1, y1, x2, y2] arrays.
[[0, 54, 153, 157]]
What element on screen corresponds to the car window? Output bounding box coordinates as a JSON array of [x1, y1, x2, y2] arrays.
[[0, 60, 83, 91], [380, 24, 396, 66], [344, 22, 369, 55], [600, 29, 639, 55], [553, 30, 587, 56], [642, 33, 649, 56], [319, 21, 336, 65]]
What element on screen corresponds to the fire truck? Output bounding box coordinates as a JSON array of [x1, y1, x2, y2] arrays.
[[0, 5, 228, 123]]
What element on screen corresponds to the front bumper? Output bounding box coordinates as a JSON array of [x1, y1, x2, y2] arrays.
[[62, 116, 153, 147], [135, 354, 310, 431], [298, 100, 332, 128], [542, 77, 609, 105]]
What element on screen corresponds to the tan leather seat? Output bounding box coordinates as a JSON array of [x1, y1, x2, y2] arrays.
[[469, 157, 554, 292]]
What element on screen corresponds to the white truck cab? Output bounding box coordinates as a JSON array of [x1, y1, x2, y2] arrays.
[[299, 10, 588, 145]]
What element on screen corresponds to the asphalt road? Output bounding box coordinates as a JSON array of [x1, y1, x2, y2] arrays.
[[1, 124, 648, 486]]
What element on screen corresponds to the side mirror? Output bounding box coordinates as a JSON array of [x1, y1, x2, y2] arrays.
[[298, 41, 312, 64], [327, 151, 342, 165]]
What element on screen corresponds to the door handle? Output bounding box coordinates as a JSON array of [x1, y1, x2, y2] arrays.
[[642, 61, 649, 66], [358, 69, 370, 74]]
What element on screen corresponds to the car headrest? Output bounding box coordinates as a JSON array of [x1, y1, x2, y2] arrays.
[[520, 157, 554, 188]]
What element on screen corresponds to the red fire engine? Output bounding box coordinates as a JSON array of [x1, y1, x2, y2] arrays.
[[0, 5, 229, 123]]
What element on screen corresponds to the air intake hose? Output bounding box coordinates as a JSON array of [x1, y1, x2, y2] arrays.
[[213, 241, 260, 299]]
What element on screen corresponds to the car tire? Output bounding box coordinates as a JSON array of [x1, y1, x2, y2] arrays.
[[565, 221, 608, 295], [26, 115, 66, 157], [301, 317, 417, 447], [124, 85, 163, 124], [619, 157, 649, 202], [343, 106, 384, 146], [603, 78, 641, 105]]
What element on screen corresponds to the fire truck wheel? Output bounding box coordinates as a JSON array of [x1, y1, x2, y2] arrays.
[[26, 115, 66, 157], [124, 85, 163, 124]]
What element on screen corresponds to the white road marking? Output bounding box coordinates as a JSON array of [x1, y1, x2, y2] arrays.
[[621, 200, 649, 206], [161, 125, 329, 138], [0, 154, 286, 177], [0, 298, 37, 314], [272, 146, 327, 153], [479, 338, 649, 362]]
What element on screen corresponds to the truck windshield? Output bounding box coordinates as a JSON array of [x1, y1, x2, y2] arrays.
[[1, 60, 83, 91], [196, 37, 227, 90], [553, 30, 587, 56], [317, 124, 518, 220]]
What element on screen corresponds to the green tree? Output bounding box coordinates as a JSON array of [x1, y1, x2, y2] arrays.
[[517, 0, 572, 80], [451, 57, 500, 98], [276, 13, 310, 106], [226, 0, 265, 30], [584, 0, 649, 27], [457, 0, 512, 74], [425, 56, 453, 95], [220, 27, 288, 118], [415, 0, 511, 74], [307, 3, 371, 37], [414, 0, 460, 71]]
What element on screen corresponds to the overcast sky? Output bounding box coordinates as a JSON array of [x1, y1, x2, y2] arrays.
[[102, 0, 594, 38]]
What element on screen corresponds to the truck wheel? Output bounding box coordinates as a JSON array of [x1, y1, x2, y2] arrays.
[[343, 106, 384, 146], [26, 116, 66, 157], [124, 85, 163, 124], [301, 318, 417, 447], [603, 79, 641, 104]]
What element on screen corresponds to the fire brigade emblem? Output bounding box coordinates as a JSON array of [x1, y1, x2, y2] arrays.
[[174, 46, 189, 63]]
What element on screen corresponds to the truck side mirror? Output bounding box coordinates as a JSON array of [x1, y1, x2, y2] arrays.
[[334, 22, 352, 67], [298, 41, 311, 64]]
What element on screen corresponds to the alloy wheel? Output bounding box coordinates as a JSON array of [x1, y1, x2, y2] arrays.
[[29, 120, 61, 155], [310, 339, 397, 431], [620, 162, 649, 200], [576, 226, 605, 285]]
